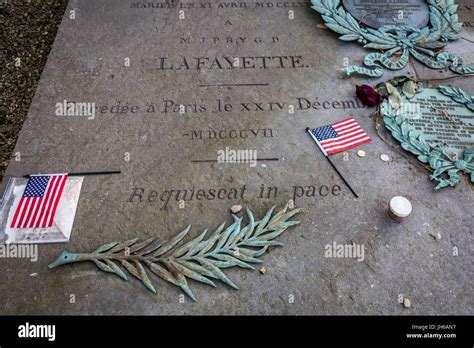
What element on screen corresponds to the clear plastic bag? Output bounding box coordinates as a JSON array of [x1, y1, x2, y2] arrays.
[[0, 176, 83, 244]]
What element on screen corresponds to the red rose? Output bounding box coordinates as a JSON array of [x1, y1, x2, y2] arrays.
[[356, 85, 382, 107]]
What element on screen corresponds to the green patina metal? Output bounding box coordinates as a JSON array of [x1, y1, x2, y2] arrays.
[[380, 81, 474, 190], [49, 203, 301, 301], [311, 0, 474, 77]]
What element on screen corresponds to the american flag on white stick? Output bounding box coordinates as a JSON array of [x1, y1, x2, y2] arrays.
[[308, 117, 371, 156], [10, 174, 68, 229]]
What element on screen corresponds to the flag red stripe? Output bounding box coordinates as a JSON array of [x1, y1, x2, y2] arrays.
[[335, 125, 361, 136], [333, 121, 358, 132], [26, 197, 43, 227], [324, 134, 371, 151], [28, 178, 51, 228], [46, 175, 68, 227], [332, 117, 354, 127], [321, 130, 366, 145], [35, 176, 56, 227], [31, 191, 48, 228], [17, 198, 32, 228], [333, 119, 356, 129], [28, 194, 44, 228], [326, 138, 372, 154], [10, 197, 25, 228], [22, 196, 38, 228], [40, 176, 60, 228]]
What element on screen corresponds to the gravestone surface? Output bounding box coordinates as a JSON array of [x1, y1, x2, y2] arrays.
[[342, 0, 430, 29], [0, 0, 472, 315]]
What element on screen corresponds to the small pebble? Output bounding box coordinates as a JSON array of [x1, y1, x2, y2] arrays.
[[403, 298, 411, 308], [357, 150, 366, 157], [430, 232, 442, 240], [29, 273, 38, 277], [230, 205, 242, 214], [380, 154, 390, 162], [259, 267, 267, 274]]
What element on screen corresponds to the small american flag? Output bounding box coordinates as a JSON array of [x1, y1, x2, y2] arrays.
[[308, 117, 371, 155], [10, 174, 68, 229]]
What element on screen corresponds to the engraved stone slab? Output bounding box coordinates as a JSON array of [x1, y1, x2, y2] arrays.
[[0, 0, 472, 315], [342, 0, 430, 29]]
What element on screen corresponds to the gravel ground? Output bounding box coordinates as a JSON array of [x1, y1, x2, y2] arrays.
[[0, 0, 68, 184]]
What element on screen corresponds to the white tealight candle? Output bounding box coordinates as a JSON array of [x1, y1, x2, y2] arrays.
[[388, 196, 413, 222]]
